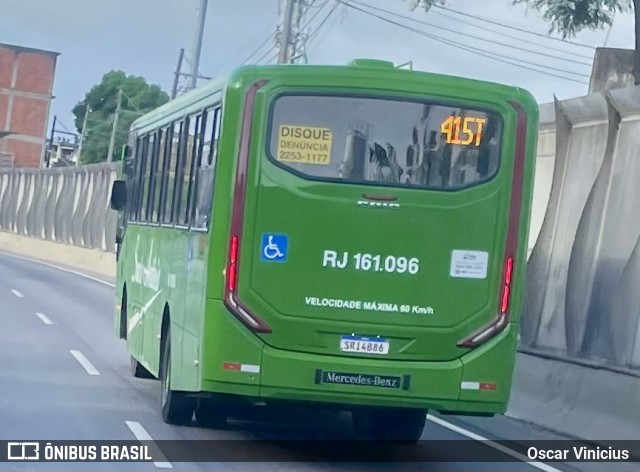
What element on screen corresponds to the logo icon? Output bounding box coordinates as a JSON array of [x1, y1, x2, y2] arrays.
[[261, 234, 288, 262], [7, 442, 39, 461]]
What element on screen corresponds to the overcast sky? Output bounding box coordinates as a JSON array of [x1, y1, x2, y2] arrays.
[[0, 0, 633, 135]]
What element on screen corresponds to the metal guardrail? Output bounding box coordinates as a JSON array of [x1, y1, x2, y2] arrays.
[[0, 163, 119, 252]]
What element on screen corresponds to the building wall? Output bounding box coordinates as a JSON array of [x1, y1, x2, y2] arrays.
[[0, 43, 58, 168]]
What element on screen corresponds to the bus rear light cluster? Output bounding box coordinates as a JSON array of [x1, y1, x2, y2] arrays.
[[223, 79, 272, 335], [227, 236, 239, 292], [224, 235, 272, 333], [458, 100, 527, 350], [457, 257, 513, 348]]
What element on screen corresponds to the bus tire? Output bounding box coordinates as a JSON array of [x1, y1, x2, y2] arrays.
[[352, 407, 426, 443], [194, 398, 228, 429], [130, 356, 154, 379], [160, 329, 194, 425]]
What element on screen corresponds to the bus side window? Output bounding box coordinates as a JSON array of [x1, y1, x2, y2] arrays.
[[146, 130, 162, 223], [155, 125, 172, 224], [132, 135, 149, 222], [192, 106, 221, 230], [181, 114, 201, 226], [165, 121, 182, 225]]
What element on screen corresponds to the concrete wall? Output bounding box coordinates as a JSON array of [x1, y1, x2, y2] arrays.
[[0, 163, 119, 252], [522, 86, 640, 372], [0, 43, 58, 168]]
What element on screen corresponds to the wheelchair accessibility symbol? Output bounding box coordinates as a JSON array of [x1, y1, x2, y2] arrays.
[[261, 234, 288, 262]]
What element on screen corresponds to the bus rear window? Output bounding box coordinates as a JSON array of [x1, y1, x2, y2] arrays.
[[268, 95, 503, 190]]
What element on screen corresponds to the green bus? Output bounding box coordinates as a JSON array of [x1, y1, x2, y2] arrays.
[[110, 59, 538, 442]]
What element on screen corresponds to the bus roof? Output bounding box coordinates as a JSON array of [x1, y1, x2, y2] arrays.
[[131, 60, 535, 135]]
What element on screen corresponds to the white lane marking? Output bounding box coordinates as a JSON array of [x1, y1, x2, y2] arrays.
[[36, 312, 53, 325], [11, 289, 24, 298], [125, 421, 172, 469], [427, 414, 564, 472], [0, 251, 115, 287], [69, 350, 100, 376]]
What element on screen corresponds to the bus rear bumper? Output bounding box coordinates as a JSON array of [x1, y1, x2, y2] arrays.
[[201, 325, 516, 415], [256, 326, 515, 414]]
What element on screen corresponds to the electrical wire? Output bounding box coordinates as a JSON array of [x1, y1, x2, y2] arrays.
[[240, 32, 275, 65], [435, 4, 597, 50], [308, 1, 342, 42], [255, 46, 278, 65], [347, 0, 592, 66], [427, 9, 594, 59], [338, 1, 589, 84]]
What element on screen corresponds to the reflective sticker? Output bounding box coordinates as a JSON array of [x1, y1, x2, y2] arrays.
[[461, 381, 480, 390], [461, 381, 497, 390], [261, 234, 288, 263], [222, 362, 260, 373]]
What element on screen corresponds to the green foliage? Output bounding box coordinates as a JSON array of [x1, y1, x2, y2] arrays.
[[410, 0, 446, 11], [72, 71, 169, 164], [413, 0, 632, 37], [412, 0, 639, 83], [512, 0, 632, 38]]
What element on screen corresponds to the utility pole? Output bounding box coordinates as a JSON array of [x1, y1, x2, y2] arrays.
[[278, 0, 296, 64], [77, 105, 91, 162], [172, 48, 185, 100], [189, 0, 208, 90], [107, 89, 123, 163]]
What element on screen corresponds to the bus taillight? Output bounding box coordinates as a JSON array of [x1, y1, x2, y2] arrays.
[[222, 79, 272, 334], [224, 234, 271, 333], [458, 257, 514, 348], [500, 257, 513, 314], [227, 236, 239, 292]]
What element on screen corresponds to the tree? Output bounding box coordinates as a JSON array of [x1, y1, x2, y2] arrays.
[[72, 71, 169, 164], [412, 1, 640, 85]]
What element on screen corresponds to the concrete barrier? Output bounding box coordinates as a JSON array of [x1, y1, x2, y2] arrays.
[[508, 352, 640, 439], [0, 231, 116, 280]]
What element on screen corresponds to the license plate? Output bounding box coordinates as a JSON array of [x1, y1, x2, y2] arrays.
[[340, 335, 389, 355]]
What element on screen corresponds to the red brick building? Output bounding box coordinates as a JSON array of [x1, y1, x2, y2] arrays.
[[0, 43, 58, 168]]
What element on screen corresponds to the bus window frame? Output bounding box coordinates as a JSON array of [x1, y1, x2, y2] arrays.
[[190, 104, 222, 233], [134, 135, 150, 222], [146, 129, 162, 223], [124, 102, 223, 233], [182, 114, 202, 227], [169, 120, 186, 225], [155, 124, 173, 226], [264, 91, 506, 193]]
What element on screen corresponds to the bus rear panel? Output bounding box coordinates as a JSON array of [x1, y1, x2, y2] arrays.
[[202, 64, 537, 418]]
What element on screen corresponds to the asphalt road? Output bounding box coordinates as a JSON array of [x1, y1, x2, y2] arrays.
[[0, 251, 631, 472]]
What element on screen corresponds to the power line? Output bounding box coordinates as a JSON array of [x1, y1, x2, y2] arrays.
[[301, 0, 331, 29], [338, 1, 589, 84], [347, 0, 592, 67], [240, 32, 275, 65], [308, 1, 342, 42], [435, 4, 597, 50], [255, 46, 278, 65], [428, 9, 593, 60]]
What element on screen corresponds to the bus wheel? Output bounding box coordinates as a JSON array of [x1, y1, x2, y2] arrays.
[[160, 329, 195, 425], [130, 356, 154, 379], [352, 408, 426, 443], [194, 399, 228, 429]]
